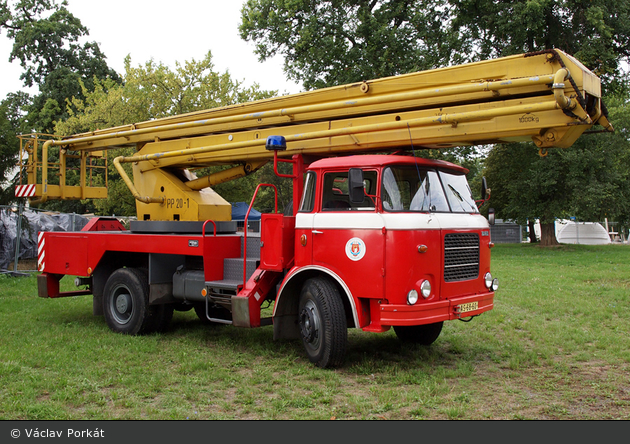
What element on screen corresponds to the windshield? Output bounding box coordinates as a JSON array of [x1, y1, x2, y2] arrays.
[[381, 166, 478, 213], [439, 170, 478, 213]]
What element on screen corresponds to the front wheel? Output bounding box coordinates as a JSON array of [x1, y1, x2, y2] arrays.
[[393, 322, 443, 345], [298, 278, 347, 368]]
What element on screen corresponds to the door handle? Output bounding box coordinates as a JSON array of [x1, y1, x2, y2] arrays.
[[312, 230, 324, 234]]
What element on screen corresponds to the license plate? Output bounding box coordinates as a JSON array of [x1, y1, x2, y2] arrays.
[[458, 301, 478, 314]]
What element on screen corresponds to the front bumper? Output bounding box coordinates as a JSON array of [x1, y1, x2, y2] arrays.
[[377, 291, 495, 327]]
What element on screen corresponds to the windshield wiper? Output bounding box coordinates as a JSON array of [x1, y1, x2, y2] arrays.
[[448, 184, 463, 202]]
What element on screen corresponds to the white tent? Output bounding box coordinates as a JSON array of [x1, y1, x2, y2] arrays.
[[556, 221, 611, 245]]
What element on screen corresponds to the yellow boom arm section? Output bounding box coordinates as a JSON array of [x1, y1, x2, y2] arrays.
[[17, 49, 612, 221]]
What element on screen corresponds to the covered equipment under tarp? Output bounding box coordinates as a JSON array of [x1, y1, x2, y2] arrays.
[[0, 208, 89, 270], [557, 221, 611, 245]]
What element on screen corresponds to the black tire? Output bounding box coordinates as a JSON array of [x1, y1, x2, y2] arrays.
[[193, 302, 231, 326], [298, 277, 347, 368], [102, 267, 160, 335], [393, 322, 443, 345]]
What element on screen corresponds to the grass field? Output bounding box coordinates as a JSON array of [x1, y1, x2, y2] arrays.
[[1, 243, 629, 420]]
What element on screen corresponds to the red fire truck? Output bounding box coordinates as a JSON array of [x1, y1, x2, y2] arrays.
[[18, 49, 611, 367]]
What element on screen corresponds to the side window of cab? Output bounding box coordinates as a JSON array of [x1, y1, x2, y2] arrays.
[[321, 170, 377, 211]]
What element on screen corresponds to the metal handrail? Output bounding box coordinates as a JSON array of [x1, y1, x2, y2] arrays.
[[202, 219, 217, 237]]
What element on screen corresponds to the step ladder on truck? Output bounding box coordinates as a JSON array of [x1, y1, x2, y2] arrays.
[[17, 49, 613, 368]]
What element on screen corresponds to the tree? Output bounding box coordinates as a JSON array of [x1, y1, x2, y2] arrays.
[[454, 0, 630, 244], [483, 144, 572, 246], [450, 0, 630, 93], [562, 92, 630, 226], [0, 0, 120, 210], [240, 0, 630, 93], [55, 52, 278, 216], [0, 92, 29, 205], [239, 0, 457, 90], [0, 0, 121, 132], [483, 89, 630, 246]]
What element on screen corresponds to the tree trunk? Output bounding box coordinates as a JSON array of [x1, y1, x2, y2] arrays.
[[539, 222, 559, 246], [528, 220, 538, 243]]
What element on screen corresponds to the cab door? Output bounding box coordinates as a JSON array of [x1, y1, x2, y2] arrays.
[[311, 169, 385, 300]]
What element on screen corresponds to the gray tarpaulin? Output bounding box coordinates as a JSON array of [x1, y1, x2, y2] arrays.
[[0, 207, 89, 270]]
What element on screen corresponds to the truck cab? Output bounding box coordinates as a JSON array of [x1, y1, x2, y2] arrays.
[[273, 154, 497, 366]]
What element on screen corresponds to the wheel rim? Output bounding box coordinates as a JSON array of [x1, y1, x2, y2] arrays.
[[110, 284, 134, 325], [299, 299, 321, 351]]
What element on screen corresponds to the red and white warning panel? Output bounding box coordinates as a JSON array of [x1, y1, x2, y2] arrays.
[[37, 232, 45, 272], [15, 184, 36, 198]]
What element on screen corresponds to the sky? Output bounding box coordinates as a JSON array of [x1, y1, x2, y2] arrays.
[[0, 0, 303, 99]]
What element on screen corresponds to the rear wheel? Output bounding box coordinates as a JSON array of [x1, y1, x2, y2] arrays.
[[298, 277, 347, 368], [103, 267, 162, 335], [394, 322, 443, 345]]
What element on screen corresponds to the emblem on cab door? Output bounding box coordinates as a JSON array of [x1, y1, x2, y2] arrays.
[[345, 237, 366, 261]]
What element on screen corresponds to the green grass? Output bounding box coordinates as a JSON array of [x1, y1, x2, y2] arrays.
[[1, 243, 629, 419]]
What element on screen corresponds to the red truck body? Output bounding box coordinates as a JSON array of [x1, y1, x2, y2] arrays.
[[37, 153, 496, 367]]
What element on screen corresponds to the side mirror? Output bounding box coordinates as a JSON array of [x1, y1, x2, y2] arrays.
[[488, 207, 495, 226], [348, 168, 365, 204], [481, 177, 488, 201]]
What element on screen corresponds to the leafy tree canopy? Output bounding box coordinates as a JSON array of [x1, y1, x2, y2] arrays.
[[58, 52, 277, 135], [240, 0, 458, 90], [0, 92, 29, 204], [0, 0, 120, 208], [240, 0, 629, 93], [483, 87, 630, 244], [450, 0, 630, 93], [1, 0, 121, 133], [1, 0, 114, 87]]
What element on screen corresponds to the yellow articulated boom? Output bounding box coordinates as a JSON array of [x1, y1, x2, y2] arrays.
[[16, 49, 612, 221]]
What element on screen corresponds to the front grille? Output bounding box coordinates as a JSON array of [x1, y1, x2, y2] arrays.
[[444, 233, 480, 282]]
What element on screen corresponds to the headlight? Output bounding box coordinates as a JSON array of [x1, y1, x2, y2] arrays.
[[407, 289, 419, 305], [420, 280, 431, 299], [492, 278, 499, 291], [484, 272, 493, 289]]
